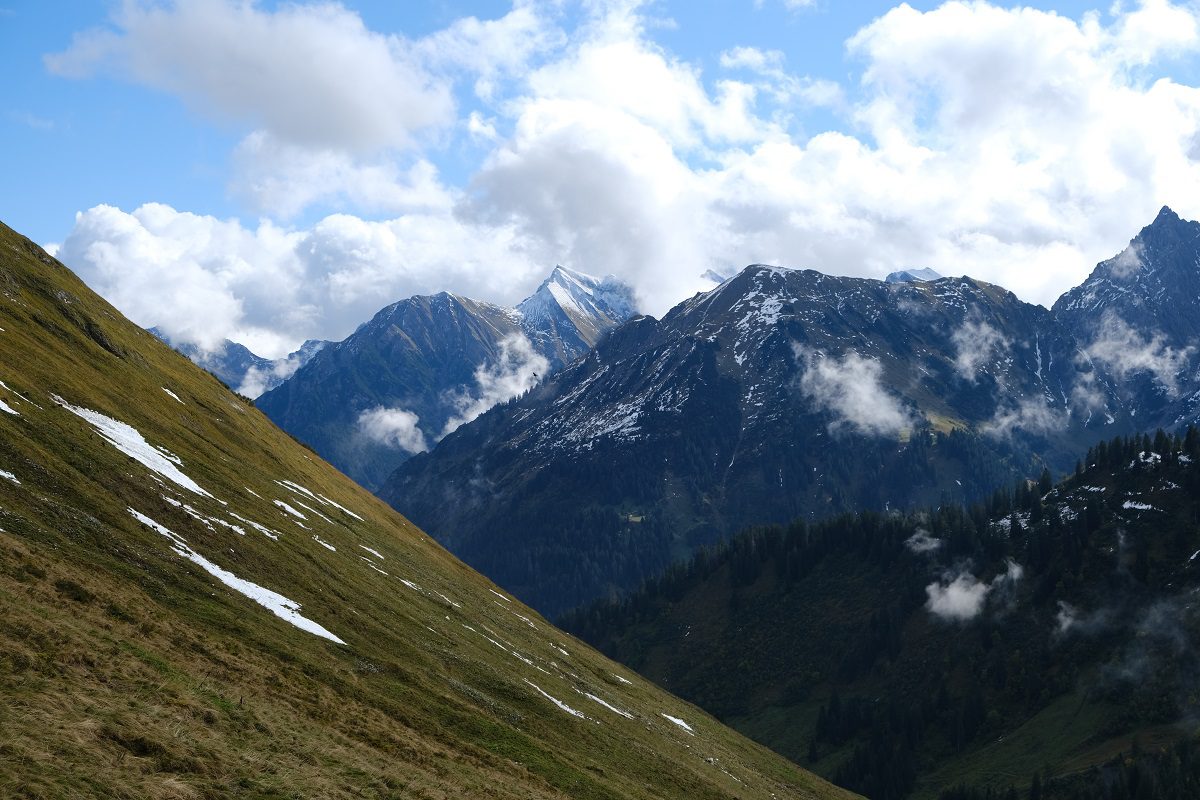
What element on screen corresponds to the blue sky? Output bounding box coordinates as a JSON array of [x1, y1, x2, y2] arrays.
[[4, 1, 1200, 355]]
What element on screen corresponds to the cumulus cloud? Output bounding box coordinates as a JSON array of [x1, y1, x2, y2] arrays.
[[442, 334, 549, 436], [795, 345, 913, 437], [926, 559, 1024, 622], [230, 134, 456, 219], [45, 0, 1200, 349], [45, 0, 453, 153], [55, 203, 547, 357], [356, 407, 429, 455], [951, 318, 1011, 381], [1085, 312, 1195, 396], [904, 527, 942, 554]]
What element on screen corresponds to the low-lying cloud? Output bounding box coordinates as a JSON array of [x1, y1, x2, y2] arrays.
[[1085, 312, 1195, 397], [236, 349, 313, 399], [795, 345, 913, 437], [926, 560, 1024, 622], [442, 334, 549, 436], [356, 407, 429, 454], [905, 527, 942, 554], [951, 318, 1010, 382], [983, 398, 1067, 439]]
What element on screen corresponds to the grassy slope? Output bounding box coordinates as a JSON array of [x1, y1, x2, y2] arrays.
[[0, 222, 855, 800]]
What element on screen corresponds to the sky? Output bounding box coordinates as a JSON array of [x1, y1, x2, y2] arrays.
[[4, 0, 1200, 357]]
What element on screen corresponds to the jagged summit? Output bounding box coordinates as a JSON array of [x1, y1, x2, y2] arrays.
[[1053, 206, 1200, 365], [518, 266, 637, 339]]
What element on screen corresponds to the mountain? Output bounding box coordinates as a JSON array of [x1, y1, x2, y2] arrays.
[[518, 265, 638, 366], [150, 328, 326, 398], [885, 268, 942, 284], [1053, 205, 1200, 428], [382, 209, 1200, 617], [256, 266, 637, 490], [0, 220, 851, 799], [563, 429, 1200, 799]]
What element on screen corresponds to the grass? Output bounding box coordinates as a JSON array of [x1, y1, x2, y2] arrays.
[[0, 221, 856, 799]]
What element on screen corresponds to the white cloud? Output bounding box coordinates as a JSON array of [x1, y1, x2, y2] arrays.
[[951, 318, 1011, 382], [357, 407, 429, 454], [1085, 312, 1195, 395], [905, 527, 942, 554], [230, 133, 456, 219], [236, 349, 313, 400], [46, 0, 453, 153], [795, 345, 913, 437], [1109, 240, 1146, 278], [442, 334, 549, 436], [55, 203, 549, 357], [926, 560, 1023, 622], [983, 398, 1068, 439]]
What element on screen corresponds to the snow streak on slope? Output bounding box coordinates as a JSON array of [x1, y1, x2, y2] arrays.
[[128, 508, 345, 644], [55, 397, 212, 497]]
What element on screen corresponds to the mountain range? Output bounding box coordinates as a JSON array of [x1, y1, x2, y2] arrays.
[[381, 207, 1200, 617], [0, 220, 849, 798], [255, 265, 637, 489]]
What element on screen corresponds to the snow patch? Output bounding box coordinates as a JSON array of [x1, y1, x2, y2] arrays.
[[0, 469, 19, 485], [579, 690, 634, 719], [525, 680, 588, 720], [228, 512, 281, 541], [313, 535, 336, 552], [661, 714, 695, 734], [56, 397, 211, 496], [162, 388, 184, 404], [358, 544, 384, 560], [128, 508, 344, 644], [274, 499, 307, 520]]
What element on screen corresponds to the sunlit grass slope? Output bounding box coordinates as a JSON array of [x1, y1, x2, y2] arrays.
[[0, 222, 856, 800]]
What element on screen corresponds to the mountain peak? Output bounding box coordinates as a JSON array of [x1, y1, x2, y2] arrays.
[[1155, 204, 1180, 224], [885, 267, 942, 284], [517, 265, 638, 345]]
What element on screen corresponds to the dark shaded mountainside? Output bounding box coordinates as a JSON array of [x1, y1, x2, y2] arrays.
[[0, 221, 851, 799], [256, 266, 636, 490], [564, 428, 1200, 800], [383, 207, 1200, 617]]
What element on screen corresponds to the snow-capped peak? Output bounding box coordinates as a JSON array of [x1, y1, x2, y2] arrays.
[[517, 266, 638, 347]]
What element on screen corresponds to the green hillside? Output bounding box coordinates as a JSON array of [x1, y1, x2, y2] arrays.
[[565, 429, 1200, 799], [0, 220, 854, 800]]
